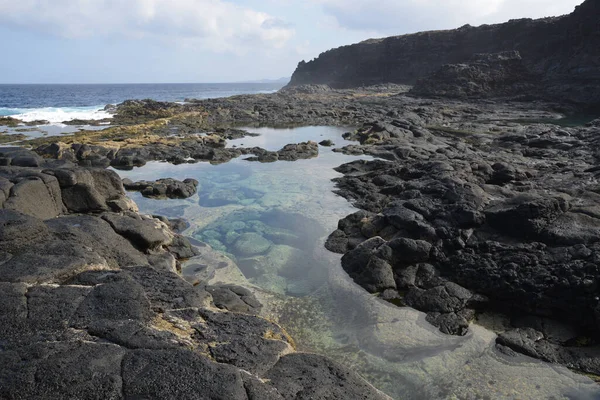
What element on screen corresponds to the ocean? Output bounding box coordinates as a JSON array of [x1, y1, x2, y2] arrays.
[[0, 83, 285, 123]]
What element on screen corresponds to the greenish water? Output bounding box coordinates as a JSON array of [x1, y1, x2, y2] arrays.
[[116, 126, 600, 400]]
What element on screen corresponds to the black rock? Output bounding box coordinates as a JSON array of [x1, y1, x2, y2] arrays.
[[265, 353, 389, 400], [123, 177, 199, 199]]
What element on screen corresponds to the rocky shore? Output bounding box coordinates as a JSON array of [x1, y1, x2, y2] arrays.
[[1, 1, 599, 396], [326, 110, 600, 376], [0, 147, 390, 399], [9, 80, 600, 383]]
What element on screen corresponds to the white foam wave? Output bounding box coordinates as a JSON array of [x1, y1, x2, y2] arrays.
[[2, 106, 112, 124]]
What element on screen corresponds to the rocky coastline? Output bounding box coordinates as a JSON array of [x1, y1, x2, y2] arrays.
[[0, 146, 391, 399], [1, 1, 599, 397], [287, 0, 600, 107], [6, 81, 600, 384]]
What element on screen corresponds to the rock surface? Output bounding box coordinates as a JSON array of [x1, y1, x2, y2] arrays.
[[123, 177, 199, 199], [411, 51, 538, 99]]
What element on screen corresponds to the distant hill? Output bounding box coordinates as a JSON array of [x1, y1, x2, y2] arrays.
[[241, 77, 290, 84], [287, 0, 599, 106]]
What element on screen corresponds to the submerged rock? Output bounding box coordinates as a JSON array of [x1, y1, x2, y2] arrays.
[[232, 232, 272, 256]]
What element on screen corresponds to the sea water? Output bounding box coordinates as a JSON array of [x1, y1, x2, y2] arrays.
[[115, 126, 600, 400], [0, 83, 284, 123]]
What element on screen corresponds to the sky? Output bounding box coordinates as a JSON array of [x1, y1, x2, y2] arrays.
[[0, 0, 584, 84]]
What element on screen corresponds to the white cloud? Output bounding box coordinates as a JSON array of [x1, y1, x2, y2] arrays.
[[0, 0, 294, 53], [314, 0, 583, 35]]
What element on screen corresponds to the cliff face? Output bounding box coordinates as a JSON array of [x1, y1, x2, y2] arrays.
[[288, 0, 600, 105]]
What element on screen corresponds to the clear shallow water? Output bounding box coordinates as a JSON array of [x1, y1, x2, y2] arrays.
[[116, 126, 600, 400]]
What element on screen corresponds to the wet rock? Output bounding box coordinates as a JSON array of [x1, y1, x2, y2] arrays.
[[265, 353, 390, 400], [166, 235, 199, 260], [123, 177, 199, 199], [404, 282, 473, 314], [497, 328, 600, 375], [214, 127, 259, 140], [246, 141, 319, 162], [426, 309, 473, 336]]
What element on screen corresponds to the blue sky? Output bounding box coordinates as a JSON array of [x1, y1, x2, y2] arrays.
[[0, 0, 583, 84]]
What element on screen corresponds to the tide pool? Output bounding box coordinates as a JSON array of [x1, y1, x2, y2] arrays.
[[115, 126, 599, 400]]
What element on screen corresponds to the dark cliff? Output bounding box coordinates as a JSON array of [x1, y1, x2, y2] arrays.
[[288, 0, 600, 105]]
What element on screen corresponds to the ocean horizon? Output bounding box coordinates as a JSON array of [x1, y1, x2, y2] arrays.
[[0, 82, 286, 123]]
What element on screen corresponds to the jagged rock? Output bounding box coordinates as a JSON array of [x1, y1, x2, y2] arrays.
[[245, 141, 319, 162], [166, 235, 199, 260], [241, 374, 285, 400], [123, 177, 199, 199], [0, 156, 388, 400], [102, 212, 173, 251], [411, 51, 539, 99], [497, 328, 600, 375]]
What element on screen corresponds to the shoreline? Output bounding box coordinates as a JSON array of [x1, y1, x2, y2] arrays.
[[1, 85, 600, 398], [0, 144, 393, 399]]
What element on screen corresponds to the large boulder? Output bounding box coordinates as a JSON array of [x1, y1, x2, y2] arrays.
[[3, 175, 64, 220]]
